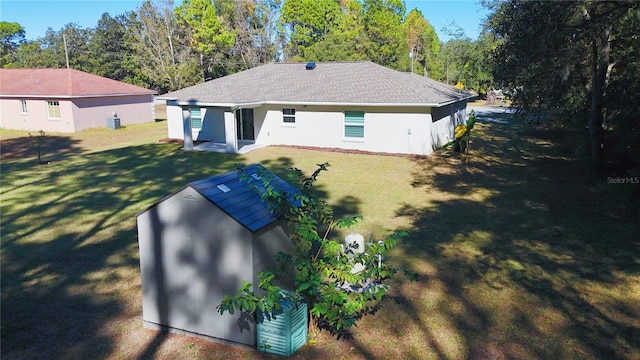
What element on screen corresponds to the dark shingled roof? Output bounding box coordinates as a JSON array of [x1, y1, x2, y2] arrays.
[[190, 164, 298, 232], [160, 61, 473, 107]]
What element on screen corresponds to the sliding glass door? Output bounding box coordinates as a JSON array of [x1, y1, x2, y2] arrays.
[[235, 109, 254, 141]]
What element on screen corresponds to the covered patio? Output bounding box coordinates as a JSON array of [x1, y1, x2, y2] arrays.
[[166, 103, 260, 154]]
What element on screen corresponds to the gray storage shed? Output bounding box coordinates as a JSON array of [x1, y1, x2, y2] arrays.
[[137, 164, 297, 346]]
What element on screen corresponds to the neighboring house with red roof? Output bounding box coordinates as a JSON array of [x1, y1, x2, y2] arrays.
[[158, 61, 474, 156], [0, 68, 155, 133]]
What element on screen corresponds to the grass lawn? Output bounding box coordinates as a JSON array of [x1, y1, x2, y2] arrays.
[[1, 116, 639, 359]]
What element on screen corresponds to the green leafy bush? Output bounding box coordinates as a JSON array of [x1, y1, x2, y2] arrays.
[[217, 163, 416, 335]]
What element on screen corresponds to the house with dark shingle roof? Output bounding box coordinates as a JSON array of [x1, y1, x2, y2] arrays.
[[137, 164, 297, 346], [158, 61, 474, 155], [0, 68, 155, 133]]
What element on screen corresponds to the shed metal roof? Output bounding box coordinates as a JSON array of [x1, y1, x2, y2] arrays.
[[189, 164, 298, 232]]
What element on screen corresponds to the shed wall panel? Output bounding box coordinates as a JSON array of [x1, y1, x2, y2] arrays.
[[252, 221, 296, 292]]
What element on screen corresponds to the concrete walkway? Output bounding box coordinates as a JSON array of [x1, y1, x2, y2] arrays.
[[191, 141, 267, 154]]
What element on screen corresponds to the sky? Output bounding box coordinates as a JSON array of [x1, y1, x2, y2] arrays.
[[0, 0, 489, 43]]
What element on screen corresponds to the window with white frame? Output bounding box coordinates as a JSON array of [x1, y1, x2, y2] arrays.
[[47, 101, 60, 118], [190, 107, 202, 129], [20, 100, 27, 113], [283, 108, 296, 123], [344, 110, 364, 138]]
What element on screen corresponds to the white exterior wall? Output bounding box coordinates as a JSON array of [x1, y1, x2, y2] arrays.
[[165, 101, 468, 155], [256, 105, 434, 155], [167, 106, 228, 142], [366, 110, 433, 155], [199, 108, 226, 142], [167, 105, 184, 139], [430, 101, 468, 149]]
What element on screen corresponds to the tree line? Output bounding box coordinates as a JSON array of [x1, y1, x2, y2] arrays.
[[2, 0, 638, 173], [485, 0, 640, 173], [0, 0, 493, 95]]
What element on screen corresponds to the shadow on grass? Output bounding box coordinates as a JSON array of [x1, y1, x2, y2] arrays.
[[0, 134, 83, 163], [4, 114, 637, 358], [0, 141, 264, 358], [1, 140, 364, 359], [393, 112, 640, 359], [256, 156, 362, 220]]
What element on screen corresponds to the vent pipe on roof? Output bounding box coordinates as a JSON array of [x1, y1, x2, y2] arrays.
[[305, 62, 316, 70]]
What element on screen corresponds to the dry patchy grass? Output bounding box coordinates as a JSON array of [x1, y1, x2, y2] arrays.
[[1, 121, 167, 161], [1, 113, 639, 359]]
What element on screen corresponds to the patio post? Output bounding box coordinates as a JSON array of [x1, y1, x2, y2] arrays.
[[224, 110, 237, 153], [182, 107, 193, 150]]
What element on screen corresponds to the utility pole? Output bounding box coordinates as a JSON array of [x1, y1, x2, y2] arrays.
[[62, 33, 70, 69], [409, 47, 414, 74], [444, 52, 449, 84]]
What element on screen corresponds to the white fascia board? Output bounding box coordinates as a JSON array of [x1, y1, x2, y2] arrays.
[[168, 100, 236, 108], [260, 100, 476, 108], [261, 100, 437, 107], [163, 96, 475, 109], [233, 102, 265, 109]]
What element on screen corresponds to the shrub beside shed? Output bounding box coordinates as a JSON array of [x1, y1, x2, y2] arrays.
[[136, 164, 297, 346]]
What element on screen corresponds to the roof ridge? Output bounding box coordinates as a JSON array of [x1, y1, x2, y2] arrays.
[[272, 60, 374, 65]]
